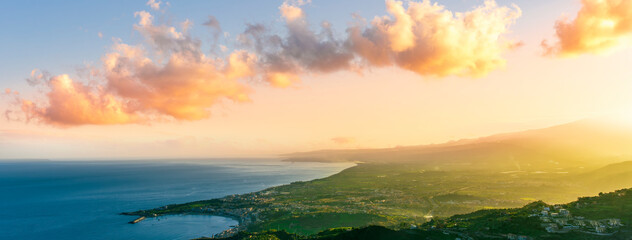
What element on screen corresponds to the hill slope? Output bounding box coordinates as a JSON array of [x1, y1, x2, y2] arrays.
[[574, 161, 632, 191], [286, 119, 632, 171], [210, 188, 632, 240], [127, 120, 632, 237]]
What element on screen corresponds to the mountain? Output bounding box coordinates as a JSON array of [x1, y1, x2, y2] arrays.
[[285, 119, 632, 171], [575, 161, 632, 191]]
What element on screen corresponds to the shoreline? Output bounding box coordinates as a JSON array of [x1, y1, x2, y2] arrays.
[[123, 160, 358, 238]]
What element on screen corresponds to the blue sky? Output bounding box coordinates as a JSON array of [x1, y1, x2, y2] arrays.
[[1, 0, 576, 93], [1, 0, 376, 90]]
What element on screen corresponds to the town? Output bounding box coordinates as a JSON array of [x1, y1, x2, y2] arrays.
[[535, 205, 622, 235]]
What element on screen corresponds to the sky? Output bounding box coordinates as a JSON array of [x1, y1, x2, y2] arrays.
[[1, 0, 632, 159]]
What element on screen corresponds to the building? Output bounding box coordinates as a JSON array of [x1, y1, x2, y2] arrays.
[[555, 219, 567, 225], [607, 219, 621, 226], [544, 223, 558, 233], [559, 209, 570, 216], [507, 233, 529, 240]]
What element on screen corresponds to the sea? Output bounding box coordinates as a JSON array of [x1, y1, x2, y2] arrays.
[[0, 159, 354, 240]]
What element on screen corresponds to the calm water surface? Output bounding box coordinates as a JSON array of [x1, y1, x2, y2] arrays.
[[0, 159, 353, 240]]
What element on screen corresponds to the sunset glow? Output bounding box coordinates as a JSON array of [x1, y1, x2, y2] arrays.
[[2, 0, 632, 159]]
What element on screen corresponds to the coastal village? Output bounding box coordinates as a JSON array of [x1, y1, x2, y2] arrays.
[[125, 187, 632, 240], [207, 202, 627, 239], [533, 205, 622, 235], [129, 182, 631, 239]]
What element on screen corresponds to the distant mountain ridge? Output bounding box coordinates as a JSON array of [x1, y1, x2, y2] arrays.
[[575, 161, 632, 191], [285, 119, 632, 171]]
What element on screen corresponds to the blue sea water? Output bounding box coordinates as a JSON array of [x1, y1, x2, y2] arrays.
[[0, 159, 353, 240]]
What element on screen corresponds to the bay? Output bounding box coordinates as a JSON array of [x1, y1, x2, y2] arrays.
[[0, 159, 353, 240]]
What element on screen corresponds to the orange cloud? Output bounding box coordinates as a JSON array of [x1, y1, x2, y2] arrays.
[[12, 0, 523, 126], [17, 11, 253, 126], [103, 43, 251, 121], [349, 0, 522, 77], [542, 0, 632, 57], [266, 72, 299, 88], [21, 75, 137, 125], [279, 2, 304, 22], [243, 0, 522, 85]]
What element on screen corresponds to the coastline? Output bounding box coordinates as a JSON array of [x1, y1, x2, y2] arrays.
[[123, 160, 358, 238], [3, 159, 353, 240], [122, 211, 245, 238]]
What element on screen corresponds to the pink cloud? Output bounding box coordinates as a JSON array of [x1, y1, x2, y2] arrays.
[[543, 0, 632, 57], [17, 11, 253, 126], [349, 0, 522, 77], [10, 0, 523, 126]]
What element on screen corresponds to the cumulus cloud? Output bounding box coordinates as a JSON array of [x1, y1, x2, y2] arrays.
[[21, 74, 137, 125], [240, 0, 521, 82], [348, 0, 521, 77], [16, 11, 253, 126], [11, 0, 523, 126], [279, 2, 305, 22], [102, 42, 252, 121], [542, 0, 632, 57], [237, 1, 355, 87]]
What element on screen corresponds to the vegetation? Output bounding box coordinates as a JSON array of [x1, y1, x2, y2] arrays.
[[205, 188, 632, 240], [127, 159, 631, 236], [124, 120, 632, 238], [196, 226, 461, 240]]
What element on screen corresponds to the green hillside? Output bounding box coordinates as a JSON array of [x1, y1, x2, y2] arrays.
[[208, 188, 632, 240], [125, 120, 632, 237], [128, 160, 632, 236]]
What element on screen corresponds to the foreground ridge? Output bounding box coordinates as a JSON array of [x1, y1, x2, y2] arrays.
[[203, 188, 632, 240]]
